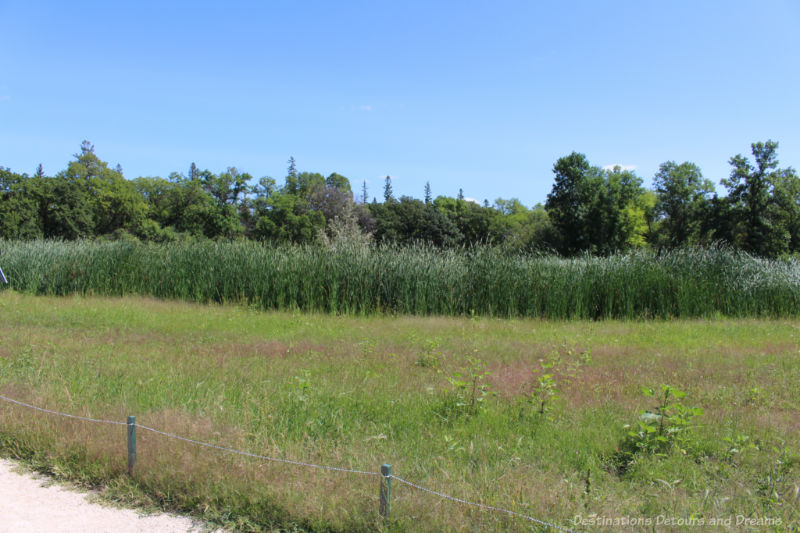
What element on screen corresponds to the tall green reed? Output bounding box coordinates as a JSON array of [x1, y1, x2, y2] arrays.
[[2, 240, 799, 319]]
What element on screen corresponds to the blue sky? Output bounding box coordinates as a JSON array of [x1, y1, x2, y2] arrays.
[[1, 1, 798, 205]]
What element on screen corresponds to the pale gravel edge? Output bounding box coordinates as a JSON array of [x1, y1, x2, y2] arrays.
[[0, 456, 225, 533]]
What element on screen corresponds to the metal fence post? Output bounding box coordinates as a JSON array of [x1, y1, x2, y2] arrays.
[[380, 463, 392, 519], [127, 415, 136, 475]]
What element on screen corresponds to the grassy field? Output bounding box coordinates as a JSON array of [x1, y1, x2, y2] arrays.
[[3, 240, 800, 319], [0, 292, 798, 531]]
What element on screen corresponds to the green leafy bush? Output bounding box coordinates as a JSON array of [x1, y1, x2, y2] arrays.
[[613, 385, 703, 472], [437, 355, 493, 420]]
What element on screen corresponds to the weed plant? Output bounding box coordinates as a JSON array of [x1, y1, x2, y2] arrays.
[[612, 385, 704, 474]]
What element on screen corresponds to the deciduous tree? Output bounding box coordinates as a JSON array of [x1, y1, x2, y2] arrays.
[[652, 162, 713, 247]]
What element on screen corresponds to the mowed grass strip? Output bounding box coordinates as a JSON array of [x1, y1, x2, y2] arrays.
[[3, 239, 800, 319], [0, 293, 798, 531]]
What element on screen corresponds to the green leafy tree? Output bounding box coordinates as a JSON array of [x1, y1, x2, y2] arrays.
[[249, 165, 326, 243], [0, 168, 45, 239], [325, 172, 352, 193], [492, 200, 556, 252], [43, 176, 95, 239], [547, 153, 598, 253], [202, 167, 249, 239], [57, 141, 149, 237], [371, 196, 461, 246], [622, 189, 657, 249], [132, 176, 181, 241], [773, 170, 800, 252], [296, 172, 326, 199], [598, 166, 646, 252], [434, 196, 500, 246], [241, 176, 277, 238], [652, 161, 714, 247], [173, 182, 216, 237], [252, 191, 324, 243], [205, 167, 250, 206], [721, 140, 796, 256], [493, 198, 528, 216], [546, 155, 645, 254], [545, 153, 605, 254]]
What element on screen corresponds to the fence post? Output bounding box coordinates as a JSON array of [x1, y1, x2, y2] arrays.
[[127, 415, 136, 476], [380, 463, 392, 519]]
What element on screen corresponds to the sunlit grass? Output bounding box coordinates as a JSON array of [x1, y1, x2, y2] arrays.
[[0, 293, 798, 531]]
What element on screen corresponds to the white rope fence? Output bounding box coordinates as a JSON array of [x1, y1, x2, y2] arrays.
[[0, 393, 579, 532], [135, 423, 379, 476], [0, 394, 126, 426], [390, 475, 577, 532]]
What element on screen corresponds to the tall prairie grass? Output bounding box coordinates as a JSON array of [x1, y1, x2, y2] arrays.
[[2, 240, 799, 318]]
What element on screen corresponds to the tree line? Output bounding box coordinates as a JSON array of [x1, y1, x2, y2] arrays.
[[1, 140, 798, 258]]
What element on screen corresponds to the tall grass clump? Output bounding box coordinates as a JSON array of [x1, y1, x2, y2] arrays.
[[2, 239, 799, 318]]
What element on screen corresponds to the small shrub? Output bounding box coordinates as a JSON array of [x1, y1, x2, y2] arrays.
[[612, 384, 703, 473], [415, 338, 442, 369], [288, 371, 313, 405], [530, 372, 559, 415], [520, 358, 560, 417], [436, 355, 493, 420], [722, 433, 759, 464]]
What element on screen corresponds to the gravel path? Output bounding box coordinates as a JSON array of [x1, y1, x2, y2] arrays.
[[0, 458, 213, 533]]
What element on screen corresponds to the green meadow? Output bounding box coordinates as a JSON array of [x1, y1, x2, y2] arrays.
[[0, 292, 798, 531]]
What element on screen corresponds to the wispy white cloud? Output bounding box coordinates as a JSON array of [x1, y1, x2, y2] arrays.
[[602, 164, 637, 171], [358, 104, 372, 112], [464, 197, 480, 204]]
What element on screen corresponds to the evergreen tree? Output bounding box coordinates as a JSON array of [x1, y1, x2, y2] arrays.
[[457, 188, 464, 201], [80, 140, 95, 157], [361, 180, 368, 204], [35, 164, 44, 178], [424, 182, 432, 204], [383, 176, 393, 203], [286, 157, 299, 195]]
